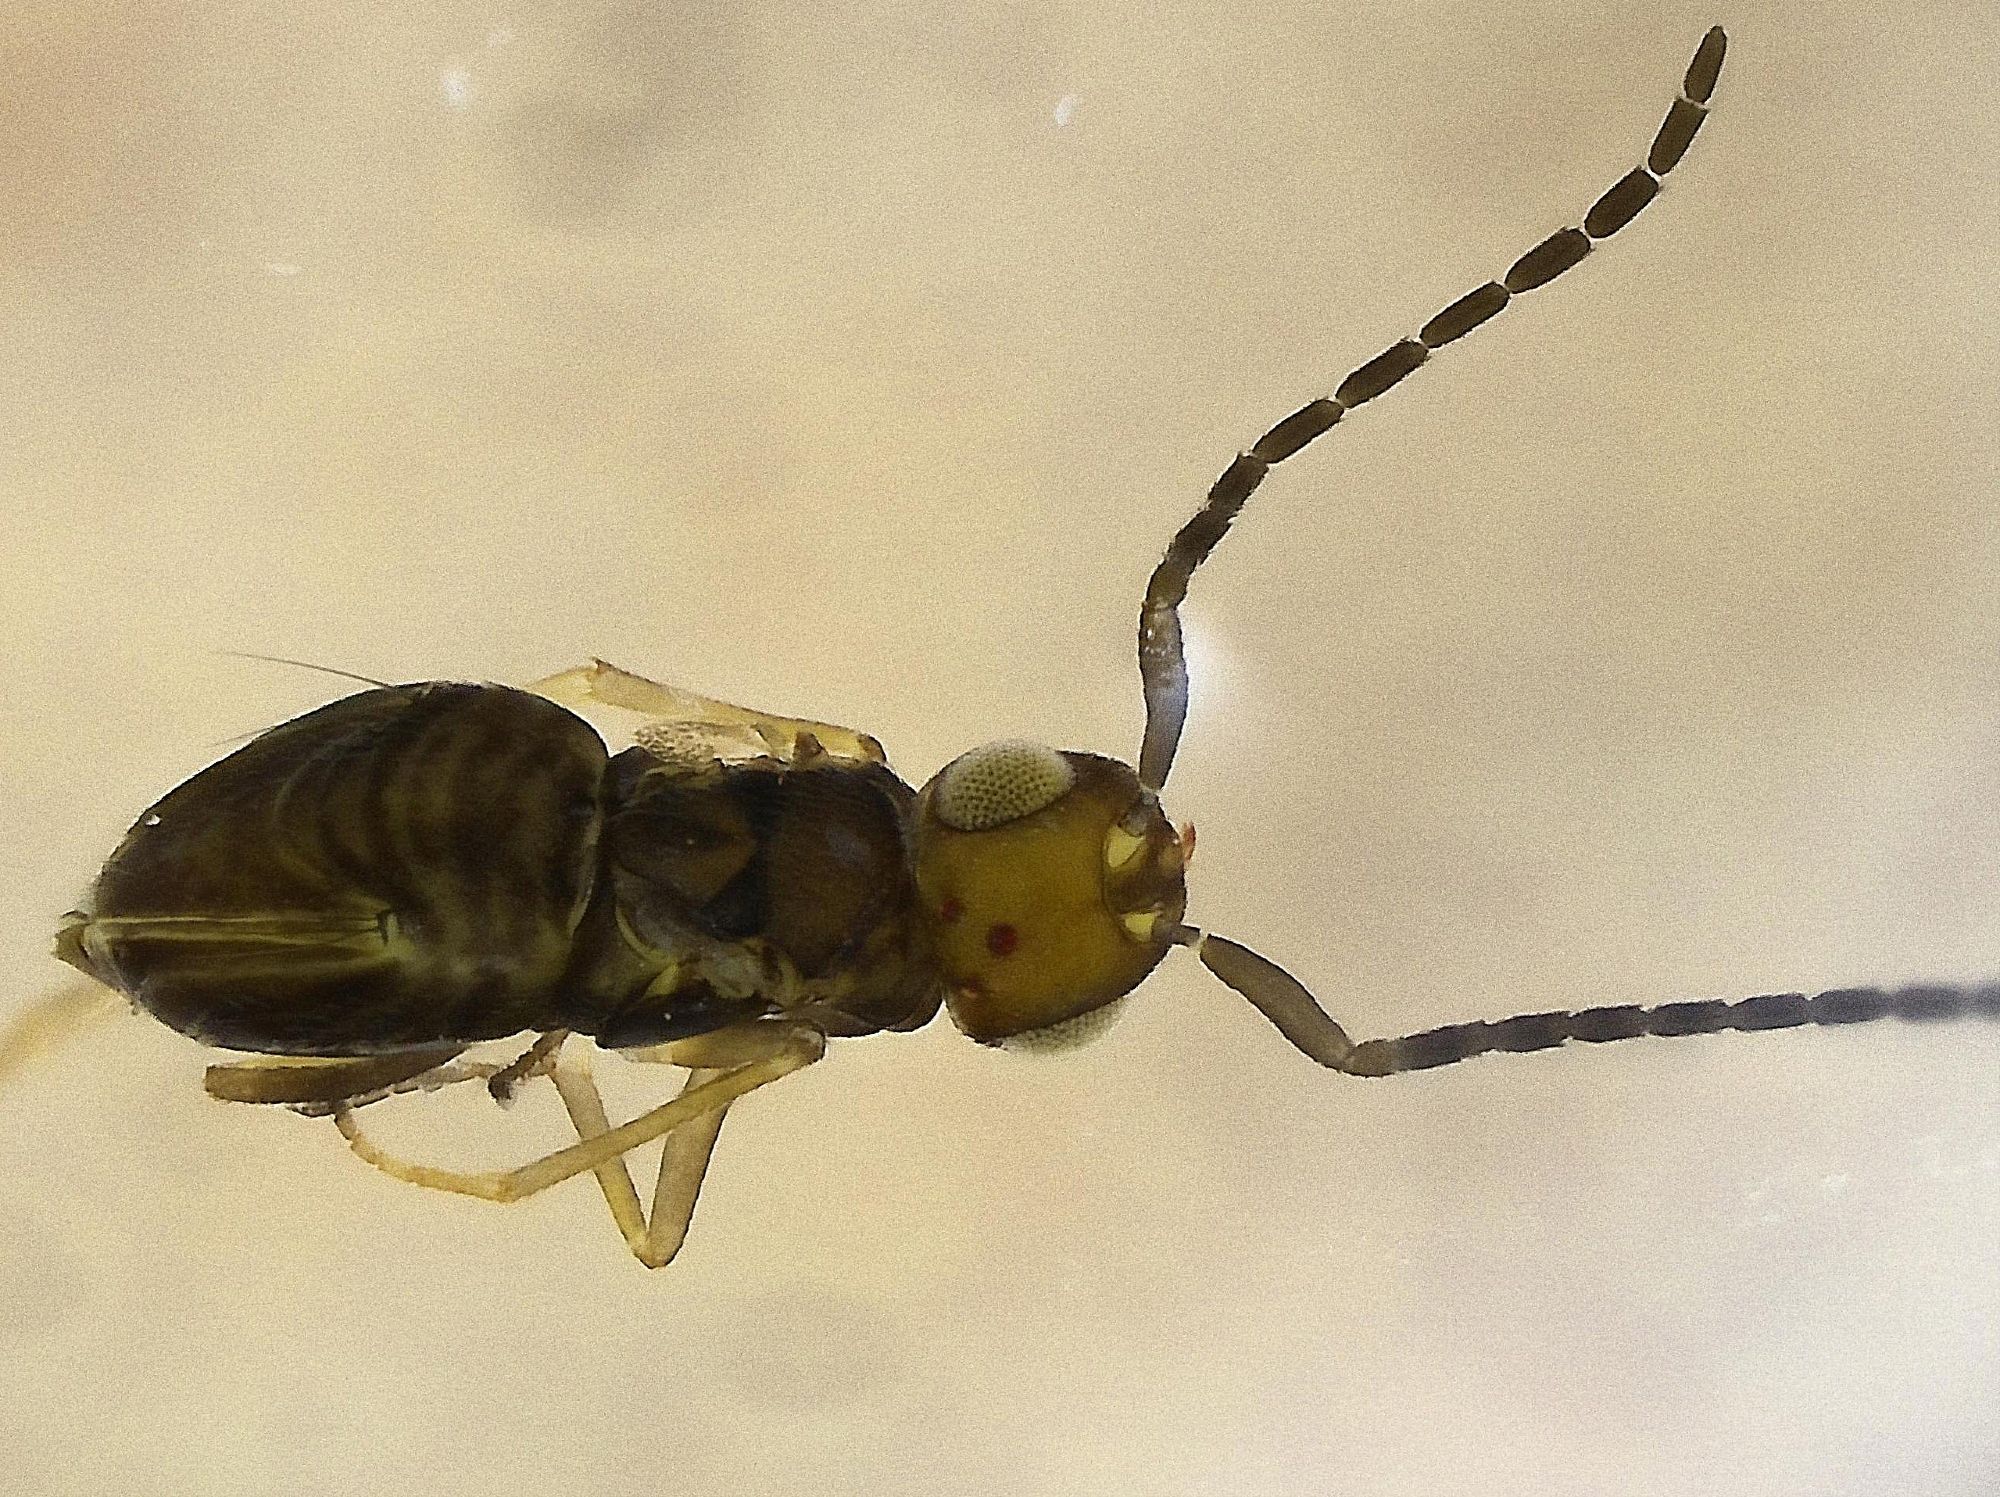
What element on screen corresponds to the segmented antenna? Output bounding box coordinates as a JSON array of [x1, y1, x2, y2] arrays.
[[1196, 932, 2000, 1076], [1136, 26, 1729, 791]]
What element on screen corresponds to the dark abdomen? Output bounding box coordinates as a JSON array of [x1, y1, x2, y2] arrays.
[[71, 683, 608, 1054]]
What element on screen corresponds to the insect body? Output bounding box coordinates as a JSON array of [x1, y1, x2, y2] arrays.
[[57, 653, 1194, 1057], [61, 676, 940, 1057], [25, 26, 1992, 1267], [50, 658, 1192, 1263]]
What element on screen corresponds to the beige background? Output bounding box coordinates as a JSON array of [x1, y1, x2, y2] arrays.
[[3, 2, 1996, 1494]]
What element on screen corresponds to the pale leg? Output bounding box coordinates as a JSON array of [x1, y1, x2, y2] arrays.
[[544, 1048, 649, 1259], [332, 1022, 824, 1206], [0, 984, 123, 1089], [642, 1067, 730, 1269], [203, 1044, 469, 1106]]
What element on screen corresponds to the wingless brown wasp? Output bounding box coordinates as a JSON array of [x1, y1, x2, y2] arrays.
[[11, 26, 1994, 1267]]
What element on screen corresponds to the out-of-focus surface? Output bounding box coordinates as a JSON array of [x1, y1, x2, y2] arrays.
[[3, 3, 1996, 1493]]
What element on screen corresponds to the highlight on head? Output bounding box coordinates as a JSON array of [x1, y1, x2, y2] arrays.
[[913, 745, 1188, 1045]]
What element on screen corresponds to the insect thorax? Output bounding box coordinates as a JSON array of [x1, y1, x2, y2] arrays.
[[565, 745, 943, 1047]]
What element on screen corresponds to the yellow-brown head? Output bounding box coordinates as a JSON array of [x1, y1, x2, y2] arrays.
[[912, 740, 1189, 1048]]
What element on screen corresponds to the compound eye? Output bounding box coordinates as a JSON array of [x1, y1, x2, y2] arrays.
[[930, 740, 1077, 831], [998, 996, 1129, 1053]]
